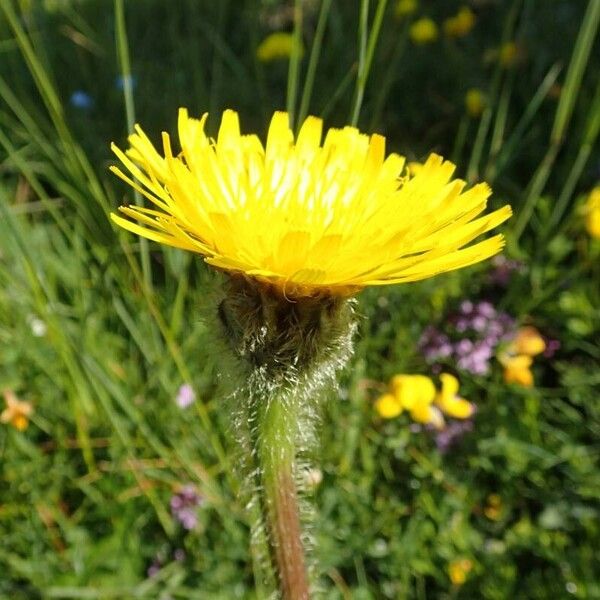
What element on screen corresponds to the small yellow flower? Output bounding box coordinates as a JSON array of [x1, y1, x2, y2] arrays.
[[499, 326, 545, 387], [395, 0, 418, 18], [465, 88, 485, 118], [256, 32, 303, 62], [511, 326, 546, 357], [484, 493, 503, 520], [393, 374, 444, 427], [1, 390, 33, 431], [498, 41, 520, 67], [500, 354, 534, 387], [448, 558, 473, 586], [376, 374, 441, 425], [410, 18, 438, 44], [375, 392, 403, 419], [111, 110, 511, 298], [443, 6, 476, 38], [583, 186, 600, 238], [436, 373, 474, 419]]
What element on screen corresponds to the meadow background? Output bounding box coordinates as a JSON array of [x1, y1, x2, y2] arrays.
[[1, 0, 599, 598]]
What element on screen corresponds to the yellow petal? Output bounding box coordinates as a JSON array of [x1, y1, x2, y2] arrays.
[[375, 393, 403, 419]]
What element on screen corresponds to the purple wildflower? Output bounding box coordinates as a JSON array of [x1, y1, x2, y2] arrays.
[[170, 484, 204, 530], [418, 326, 453, 362], [147, 558, 161, 577], [420, 300, 516, 376], [175, 384, 196, 408], [543, 338, 561, 358], [434, 419, 474, 453], [488, 255, 523, 287]]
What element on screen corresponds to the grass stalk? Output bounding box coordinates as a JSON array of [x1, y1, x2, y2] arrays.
[[297, 0, 333, 128], [114, 0, 152, 293], [286, 0, 304, 129], [350, 0, 388, 127], [513, 0, 600, 240]]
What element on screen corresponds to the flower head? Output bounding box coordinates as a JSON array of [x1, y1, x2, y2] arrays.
[[111, 110, 511, 298], [484, 493, 503, 520], [583, 186, 600, 238], [256, 32, 302, 62], [375, 372, 474, 428], [465, 88, 485, 118], [443, 6, 476, 38], [448, 558, 473, 585], [498, 41, 520, 67], [395, 0, 418, 18], [409, 17, 439, 44], [436, 373, 474, 419], [1, 390, 33, 431], [500, 353, 534, 387], [70, 90, 93, 110], [175, 383, 196, 408], [170, 484, 204, 530], [498, 326, 545, 387], [511, 326, 546, 357]]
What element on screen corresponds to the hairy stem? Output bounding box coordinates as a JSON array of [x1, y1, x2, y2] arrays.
[[258, 395, 309, 599]]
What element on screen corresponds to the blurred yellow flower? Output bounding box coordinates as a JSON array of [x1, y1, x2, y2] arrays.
[[392, 374, 441, 426], [499, 326, 545, 387], [256, 32, 303, 62], [436, 373, 474, 419], [465, 88, 485, 118], [376, 373, 473, 427], [511, 326, 546, 357], [111, 110, 511, 298], [498, 41, 520, 67], [1, 390, 33, 431], [484, 493, 503, 520], [500, 354, 534, 387], [410, 18, 438, 44], [448, 558, 473, 585], [375, 392, 403, 418], [395, 0, 417, 18], [583, 186, 600, 238], [375, 374, 439, 425], [444, 6, 476, 38]]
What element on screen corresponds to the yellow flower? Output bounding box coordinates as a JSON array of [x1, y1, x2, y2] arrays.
[[511, 326, 546, 357], [583, 186, 600, 238], [392, 374, 444, 427], [375, 392, 403, 419], [395, 0, 418, 18], [409, 18, 438, 44], [256, 32, 303, 62], [484, 493, 503, 520], [1, 390, 33, 431], [500, 354, 534, 387], [448, 558, 473, 586], [436, 373, 474, 419], [465, 88, 485, 118], [111, 110, 511, 298], [498, 41, 520, 67], [443, 6, 476, 38]]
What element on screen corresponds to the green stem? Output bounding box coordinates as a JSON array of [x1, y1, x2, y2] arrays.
[[114, 0, 152, 294], [258, 395, 309, 600]]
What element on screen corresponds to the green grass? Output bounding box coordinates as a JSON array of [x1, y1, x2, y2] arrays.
[[1, 0, 599, 597]]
